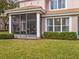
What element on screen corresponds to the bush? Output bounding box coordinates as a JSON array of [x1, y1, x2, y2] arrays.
[[0, 32, 14, 39], [59, 32, 77, 40], [43, 32, 77, 40], [43, 32, 59, 39]]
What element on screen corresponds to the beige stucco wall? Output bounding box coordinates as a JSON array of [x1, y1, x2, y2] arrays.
[[19, 0, 79, 10], [67, 0, 79, 8], [71, 15, 78, 32], [19, 0, 46, 9]]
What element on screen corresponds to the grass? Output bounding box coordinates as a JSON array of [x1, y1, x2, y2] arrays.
[[0, 39, 79, 59], [0, 32, 9, 34]]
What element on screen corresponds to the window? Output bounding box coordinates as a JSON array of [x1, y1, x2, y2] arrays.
[[51, 0, 65, 9], [58, 0, 65, 9], [47, 17, 69, 32], [51, 0, 57, 9], [62, 18, 69, 32], [54, 18, 61, 32], [47, 19, 53, 32]]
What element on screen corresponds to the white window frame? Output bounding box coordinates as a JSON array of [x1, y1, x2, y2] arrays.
[[49, 0, 67, 10], [54, 18, 61, 32], [62, 18, 69, 32], [46, 17, 70, 32], [47, 19, 53, 32]]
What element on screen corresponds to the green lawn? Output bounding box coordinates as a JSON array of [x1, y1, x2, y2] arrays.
[[0, 39, 79, 59]]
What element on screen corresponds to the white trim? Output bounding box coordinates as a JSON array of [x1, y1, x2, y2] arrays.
[[45, 18, 47, 32], [9, 14, 11, 33], [61, 18, 62, 32], [57, 0, 58, 9], [65, 0, 68, 8], [69, 16, 72, 32], [53, 19, 54, 32], [36, 13, 40, 37]]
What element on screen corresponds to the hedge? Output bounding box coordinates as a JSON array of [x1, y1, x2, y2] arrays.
[[0, 32, 14, 39], [43, 32, 77, 40]]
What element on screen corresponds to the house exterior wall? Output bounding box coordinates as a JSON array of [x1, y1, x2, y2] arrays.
[[41, 16, 78, 34], [19, 0, 47, 9], [9, 0, 79, 38], [71, 16, 78, 32], [18, 0, 79, 10], [67, 0, 79, 8]]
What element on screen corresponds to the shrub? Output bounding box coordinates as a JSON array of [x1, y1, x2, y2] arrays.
[[43, 32, 59, 39], [43, 32, 77, 40], [59, 32, 77, 40], [0, 32, 14, 39]]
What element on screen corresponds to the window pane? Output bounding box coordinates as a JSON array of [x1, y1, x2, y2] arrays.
[[62, 18, 69, 26], [54, 18, 61, 32], [54, 18, 61, 25], [55, 26, 61, 32], [47, 19, 53, 32], [51, 0, 65, 9], [58, 0, 61, 9], [51, 0, 57, 9], [62, 18, 69, 32], [61, 0, 65, 8], [58, 0, 65, 9], [47, 19, 53, 25], [47, 26, 53, 32], [62, 26, 69, 32]]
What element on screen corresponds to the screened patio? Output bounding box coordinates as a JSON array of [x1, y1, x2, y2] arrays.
[[9, 13, 41, 39], [12, 13, 36, 34], [5, 6, 45, 38]]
